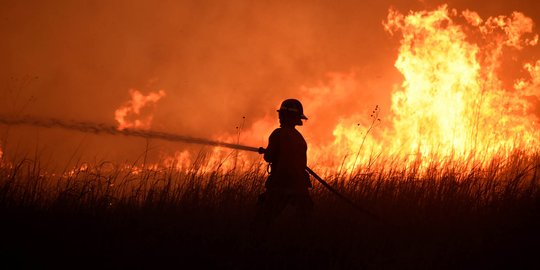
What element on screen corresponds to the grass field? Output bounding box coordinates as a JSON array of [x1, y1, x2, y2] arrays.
[[1, 150, 539, 269]]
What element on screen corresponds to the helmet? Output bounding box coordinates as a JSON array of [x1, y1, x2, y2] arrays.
[[277, 99, 308, 120]]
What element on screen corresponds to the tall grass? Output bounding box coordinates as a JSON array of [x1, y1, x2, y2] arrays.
[[1, 149, 539, 269]]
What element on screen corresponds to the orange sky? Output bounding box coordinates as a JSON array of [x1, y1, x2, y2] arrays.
[[1, 0, 539, 166]]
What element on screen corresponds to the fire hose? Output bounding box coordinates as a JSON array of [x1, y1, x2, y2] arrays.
[[0, 114, 380, 220]]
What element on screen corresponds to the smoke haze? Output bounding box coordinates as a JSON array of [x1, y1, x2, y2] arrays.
[[1, 0, 539, 167]]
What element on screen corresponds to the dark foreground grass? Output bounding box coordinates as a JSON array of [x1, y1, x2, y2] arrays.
[[1, 153, 540, 269]]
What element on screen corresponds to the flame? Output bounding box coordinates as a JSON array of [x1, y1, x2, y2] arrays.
[[246, 5, 540, 173], [161, 117, 274, 173], [305, 6, 540, 172], [114, 89, 166, 130], [129, 5, 540, 175], [161, 147, 258, 173], [381, 6, 539, 164]]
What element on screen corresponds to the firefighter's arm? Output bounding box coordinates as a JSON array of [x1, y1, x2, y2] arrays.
[[262, 129, 280, 163]]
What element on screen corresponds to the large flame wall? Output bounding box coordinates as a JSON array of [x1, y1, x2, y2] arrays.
[[236, 5, 540, 173]]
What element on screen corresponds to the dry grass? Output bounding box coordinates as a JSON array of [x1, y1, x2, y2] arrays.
[[1, 150, 539, 269]]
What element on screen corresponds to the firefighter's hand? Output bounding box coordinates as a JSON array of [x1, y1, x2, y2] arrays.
[[258, 147, 266, 154]]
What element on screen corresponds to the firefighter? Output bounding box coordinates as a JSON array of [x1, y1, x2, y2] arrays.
[[253, 99, 313, 238]]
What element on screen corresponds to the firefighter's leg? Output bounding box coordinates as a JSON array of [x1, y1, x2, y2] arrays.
[[292, 192, 314, 231], [250, 191, 289, 243], [255, 192, 289, 225]]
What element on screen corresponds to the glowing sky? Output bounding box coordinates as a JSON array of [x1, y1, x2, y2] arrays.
[[1, 0, 539, 166]]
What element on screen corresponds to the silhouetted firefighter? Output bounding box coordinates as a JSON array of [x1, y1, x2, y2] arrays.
[[252, 99, 313, 240]]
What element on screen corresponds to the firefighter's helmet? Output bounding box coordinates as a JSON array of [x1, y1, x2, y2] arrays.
[[277, 99, 308, 120]]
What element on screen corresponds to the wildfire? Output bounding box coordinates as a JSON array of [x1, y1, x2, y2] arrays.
[[160, 118, 274, 173], [383, 6, 539, 164], [114, 89, 166, 130], [290, 5, 540, 173], [114, 5, 540, 175]]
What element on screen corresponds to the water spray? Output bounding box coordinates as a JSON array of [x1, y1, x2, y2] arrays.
[[0, 114, 380, 220], [0, 115, 259, 152]]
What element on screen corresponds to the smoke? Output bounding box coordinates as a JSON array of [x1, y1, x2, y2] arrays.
[[1, 0, 539, 167]]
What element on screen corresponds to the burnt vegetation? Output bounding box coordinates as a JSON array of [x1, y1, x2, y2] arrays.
[[1, 150, 539, 269]]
